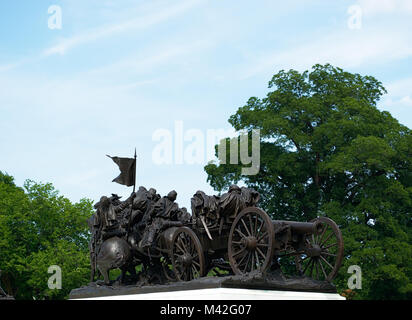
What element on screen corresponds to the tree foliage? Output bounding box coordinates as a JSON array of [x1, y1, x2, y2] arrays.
[[205, 64, 412, 299], [0, 172, 93, 299]]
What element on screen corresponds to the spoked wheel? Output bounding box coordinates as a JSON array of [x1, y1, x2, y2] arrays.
[[296, 217, 344, 282], [171, 227, 205, 281], [228, 207, 275, 275]]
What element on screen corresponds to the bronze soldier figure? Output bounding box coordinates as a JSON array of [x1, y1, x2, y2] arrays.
[[96, 193, 135, 240], [139, 190, 184, 250], [177, 207, 192, 223], [88, 192, 136, 282], [191, 190, 220, 228]]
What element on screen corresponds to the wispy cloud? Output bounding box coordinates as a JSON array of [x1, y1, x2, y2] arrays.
[[240, 27, 412, 79], [0, 57, 34, 72], [385, 78, 412, 96], [0, 62, 21, 72], [43, 0, 203, 56], [381, 77, 412, 110], [87, 39, 214, 79], [357, 0, 412, 16], [0, 0, 204, 73]]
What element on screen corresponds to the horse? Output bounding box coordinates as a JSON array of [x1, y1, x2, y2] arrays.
[[96, 236, 136, 285]]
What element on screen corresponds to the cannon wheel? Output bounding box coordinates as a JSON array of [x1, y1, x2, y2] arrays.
[[228, 207, 275, 275], [296, 217, 344, 282], [170, 227, 205, 281]]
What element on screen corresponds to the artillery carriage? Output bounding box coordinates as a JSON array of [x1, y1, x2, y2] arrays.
[[139, 189, 344, 284]]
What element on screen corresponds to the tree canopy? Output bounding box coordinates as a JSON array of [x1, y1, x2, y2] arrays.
[[205, 64, 412, 299], [0, 172, 93, 299]]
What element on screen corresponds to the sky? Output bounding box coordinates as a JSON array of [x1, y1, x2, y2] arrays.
[[1, 0, 412, 209]]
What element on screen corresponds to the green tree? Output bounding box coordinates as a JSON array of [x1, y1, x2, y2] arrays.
[[205, 64, 412, 299], [0, 171, 93, 299]]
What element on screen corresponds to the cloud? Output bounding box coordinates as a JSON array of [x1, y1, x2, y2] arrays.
[[357, 0, 412, 16], [400, 96, 412, 105], [383, 96, 412, 108], [240, 27, 412, 79], [0, 57, 35, 72], [87, 39, 214, 78], [0, 62, 21, 72], [385, 77, 412, 96], [0, 0, 205, 73], [43, 0, 203, 56], [377, 77, 412, 128], [382, 77, 412, 107]]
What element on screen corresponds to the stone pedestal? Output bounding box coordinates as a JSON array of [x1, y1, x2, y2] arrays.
[[73, 287, 344, 300], [69, 271, 345, 300]]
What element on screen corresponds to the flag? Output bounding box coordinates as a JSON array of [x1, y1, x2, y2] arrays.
[[107, 155, 136, 187]]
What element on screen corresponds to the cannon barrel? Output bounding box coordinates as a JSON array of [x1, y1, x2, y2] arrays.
[[274, 220, 323, 235]]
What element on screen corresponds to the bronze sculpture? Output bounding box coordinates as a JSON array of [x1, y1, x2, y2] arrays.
[[87, 185, 344, 286], [84, 152, 344, 290]]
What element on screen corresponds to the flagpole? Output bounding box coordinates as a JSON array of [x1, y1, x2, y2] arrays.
[[133, 148, 137, 193]]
